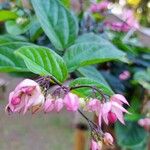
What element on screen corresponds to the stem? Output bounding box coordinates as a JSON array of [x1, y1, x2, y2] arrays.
[[78, 109, 103, 135]]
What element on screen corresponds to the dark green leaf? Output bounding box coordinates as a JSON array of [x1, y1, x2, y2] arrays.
[[15, 46, 68, 83], [63, 40, 126, 72], [101, 71, 125, 93], [115, 121, 148, 148], [77, 66, 113, 91], [31, 0, 78, 50]]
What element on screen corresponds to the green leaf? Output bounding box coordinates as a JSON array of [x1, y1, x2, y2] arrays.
[[0, 10, 18, 21], [0, 42, 31, 72], [134, 69, 150, 90], [5, 20, 31, 35], [0, 34, 27, 45], [31, 0, 78, 51], [78, 66, 110, 86], [101, 71, 125, 93], [60, 0, 71, 8], [115, 121, 148, 148], [63, 39, 126, 72], [15, 46, 68, 83], [77, 66, 113, 92], [69, 77, 113, 97]]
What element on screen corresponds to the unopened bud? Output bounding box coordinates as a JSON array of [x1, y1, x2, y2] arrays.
[[103, 132, 113, 146]]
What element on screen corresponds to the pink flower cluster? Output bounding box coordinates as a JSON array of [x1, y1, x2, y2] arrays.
[[90, 132, 113, 150], [90, 1, 110, 13], [44, 92, 80, 113], [105, 9, 139, 32], [87, 94, 130, 126], [6, 79, 80, 114], [138, 118, 150, 132], [6, 79, 129, 127]]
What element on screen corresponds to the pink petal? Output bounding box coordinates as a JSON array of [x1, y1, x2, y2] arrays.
[[86, 99, 101, 112], [55, 98, 64, 112], [112, 102, 130, 114], [101, 102, 111, 125], [64, 93, 79, 111], [44, 98, 55, 112], [112, 108, 125, 124], [111, 94, 129, 105]]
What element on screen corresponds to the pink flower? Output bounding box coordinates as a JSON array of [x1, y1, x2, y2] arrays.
[[98, 94, 130, 126], [44, 95, 55, 112], [90, 1, 109, 13], [103, 132, 113, 146], [138, 118, 150, 131], [86, 99, 101, 112], [90, 4, 98, 13], [54, 98, 64, 112], [64, 92, 79, 111], [105, 9, 139, 32], [122, 9, 139, 29], [44, 96, 64, 113], [119, 71, 131, 80], [90, 140, 102, 150], [6, 79, 44, 114], [97, 1, 109, 12]]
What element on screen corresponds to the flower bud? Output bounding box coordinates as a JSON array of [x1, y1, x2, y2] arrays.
[[54, 98, 63, 112], [64, 92, 79, 111], [103, 132, 113, 146]]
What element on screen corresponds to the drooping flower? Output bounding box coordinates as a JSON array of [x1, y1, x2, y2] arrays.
[[138, 118, 150, 131], [90, 140, 102, 150], [103, 132, 113, 146], [44, 94, 55, 113], [64, 92, 79, 111], [54, 98, 64, 112], [86, 99, 101, 112], [98, 94, 130, 126], [6, 79, 44, 114], [119, 70, 131, 80]]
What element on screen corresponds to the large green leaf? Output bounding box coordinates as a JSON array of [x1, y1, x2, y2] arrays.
[[15, 46, 68, 83], [70, 77, 113, 97], [115, 121, 148, 148], [0, 42, 31, 72], [63, 40, 126, 72], [31, 0, 78, 51], [0, 10, 18, 21]]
